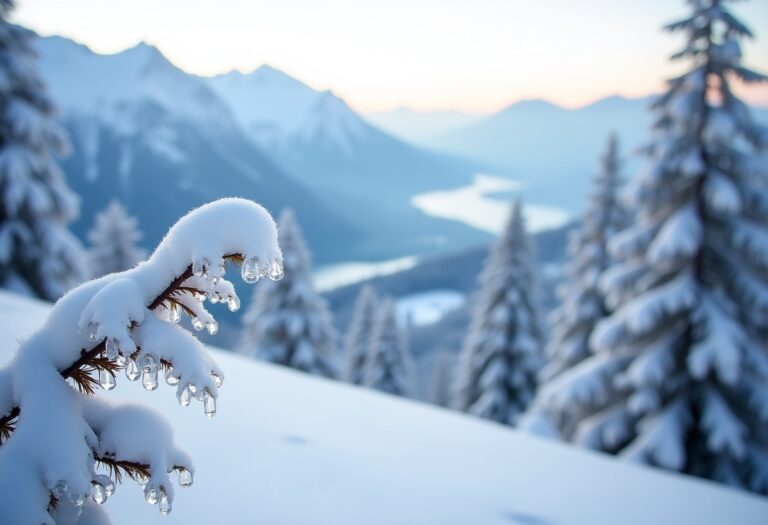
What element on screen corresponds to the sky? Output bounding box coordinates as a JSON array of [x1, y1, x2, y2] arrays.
[[13, 0, 768, 113]]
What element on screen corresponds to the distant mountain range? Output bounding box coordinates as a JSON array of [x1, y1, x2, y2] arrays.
[[36, 36, 489, 264]]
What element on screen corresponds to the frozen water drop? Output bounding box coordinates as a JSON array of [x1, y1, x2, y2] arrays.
[[142, 354, 159, 391], [165, 368, 180, 386], [142, 370, 158, 391], [92, 483, 107, 504], [178, 468, 193, 488], [144, 485, 159, 505], [207, 291, 220, 304], [99, 368, 116, 391], [168, 303, 181, 324], [125, 359, 140, 381], [105, 337, 119, 360], [205, 320, 218, 335], [69, 491, 85, 508], [177, 385, 191, 407], [241, 256, 260, 283], [227, 294, 240, 312], [159, 488, 172, 515], [104, 479, 115, 497], [86, 321, 99, 341], [211, 371, 223, 388], [268, 260, 284, 281], [191, 317, 204, 331], [203, 388, 216, 418]]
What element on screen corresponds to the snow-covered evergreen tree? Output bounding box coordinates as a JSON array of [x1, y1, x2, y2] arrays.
[[524, 135, 627, 438], [453, 200, 543, 425], [429, 352, 455, 407], [555, 0, 768, 494], [88, 200, 147, 278], [0, 1, 86, 300], [343, 284, 378, 384], [0, 198, 283, 524], [364, 298, 411, 397], [239, 209, 337, 377]]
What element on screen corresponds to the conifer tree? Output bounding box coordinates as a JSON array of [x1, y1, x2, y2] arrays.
[[0, 0, 86, 300], [343, 284, 378, 384], [88, 200, 147, 278], [558, 0, 768, 493], [453, 200, 543, 425], [429, 352, 455, 407], [239, 209, 337, 377], [525, 135, 627, 438], [364, 298, 411, 397]]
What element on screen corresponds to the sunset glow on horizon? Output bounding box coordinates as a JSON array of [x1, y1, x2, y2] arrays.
[[14, 0, 768, 113]]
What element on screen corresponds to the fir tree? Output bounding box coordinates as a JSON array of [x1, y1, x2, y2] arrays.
[[364, 298, 411, 397], [239, 209, 337, 378], [526, 135, 627, 438], [563, 0, 768, 494], [429, 352, 455, 407], [88, 200, 147, 278], [343, 284, 378, 384], [453, 200, 543, 425], [0, 1, 86, 300]]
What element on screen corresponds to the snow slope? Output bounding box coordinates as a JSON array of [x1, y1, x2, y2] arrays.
[[0, 291, 765, 525]]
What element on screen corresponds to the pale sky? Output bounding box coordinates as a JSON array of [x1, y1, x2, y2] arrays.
[[13, 0, 768, 113]]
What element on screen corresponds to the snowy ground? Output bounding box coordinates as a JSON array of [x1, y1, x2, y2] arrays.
[[1, 291, 766, 525]]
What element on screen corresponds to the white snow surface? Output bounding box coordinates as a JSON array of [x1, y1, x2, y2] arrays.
[[1, 291, 765, 525]]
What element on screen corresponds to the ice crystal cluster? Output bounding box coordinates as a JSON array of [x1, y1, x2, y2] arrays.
[[0, 198, 282, 524]]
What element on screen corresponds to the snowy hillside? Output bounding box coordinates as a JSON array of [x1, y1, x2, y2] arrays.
[[34, 36, 357, 264], [1, 290, 765, 525]]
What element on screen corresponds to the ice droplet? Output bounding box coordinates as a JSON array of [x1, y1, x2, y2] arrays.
[[86, 321, 99, 341], [241, 256, 260, 283], [203, 388, 216, 418], [105, 337, 119, 360], [144, 485, 159, 505], [205, 320, 218, 335], [207, 291, 220, 304], [192, 258, 210, 278], [69, 491, 85, 508], [168, 303, 181, 324], [178, 468, 193, 488], [159, 487, 172, 515], [227, 294, 240, 312], [177, 385, 191, 407], [142, 354, 159, 391], [268, 260, 284, 281], [211, 371, 223, 388], [191, 317, 204, 331], [92, 483, 107, 504], [104, 479, 116, 497], [99, 368, 116, 390], [165, 368, 180, 386], [125, 359, 140, 381]]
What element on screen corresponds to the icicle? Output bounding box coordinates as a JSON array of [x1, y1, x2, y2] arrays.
[[53, 480, 68, 497], [207, 291, 220, 304], [92, 483, 107, 504], [241, 256, 261, 283], [227, 294, 240, 312], [125, 359, 140, 381], [192, 257, 210, 278], [177, 385, 192, 407], [99, 368, 116, 391], [144, 485, 159, 504], [69, 491, 85, 508], [268, 259, 284, 281], [105, 337, 119, 360], [211, 371, 223, 388], [159, 487, 172, 515], [205, 320, 218, 335], [203, 388, 216, 418], [104, 479, 116, 497], [165, 367, 180, 386], [191, 317, 204, 332], [86, 321, 99, 341], [168, 303, 181, 324], [141, 354, 159, 391], [178, 468, 193, 488]]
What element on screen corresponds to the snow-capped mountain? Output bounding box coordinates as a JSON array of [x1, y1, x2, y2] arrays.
[[35, 36, 357, 263], [208, 65, 489, 259]]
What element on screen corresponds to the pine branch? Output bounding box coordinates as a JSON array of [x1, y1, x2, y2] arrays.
[[0, 254, 243, 445], [93, 451, 184, 485]]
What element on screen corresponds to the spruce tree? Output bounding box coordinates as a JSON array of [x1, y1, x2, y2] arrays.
[[239, 209, 337, 378], [429, 352, 455, 407], [88, 200, 146, 278], [0, 1, 86, 300], [364, 298, 411, 397], [453, 200, 543, 425], [567, 0, 768, 493], [525, 135, 627, 438], [343, 284, 378, 384]]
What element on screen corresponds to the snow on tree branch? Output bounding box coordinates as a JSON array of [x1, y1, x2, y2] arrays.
[[0, 198, 282, 524]]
